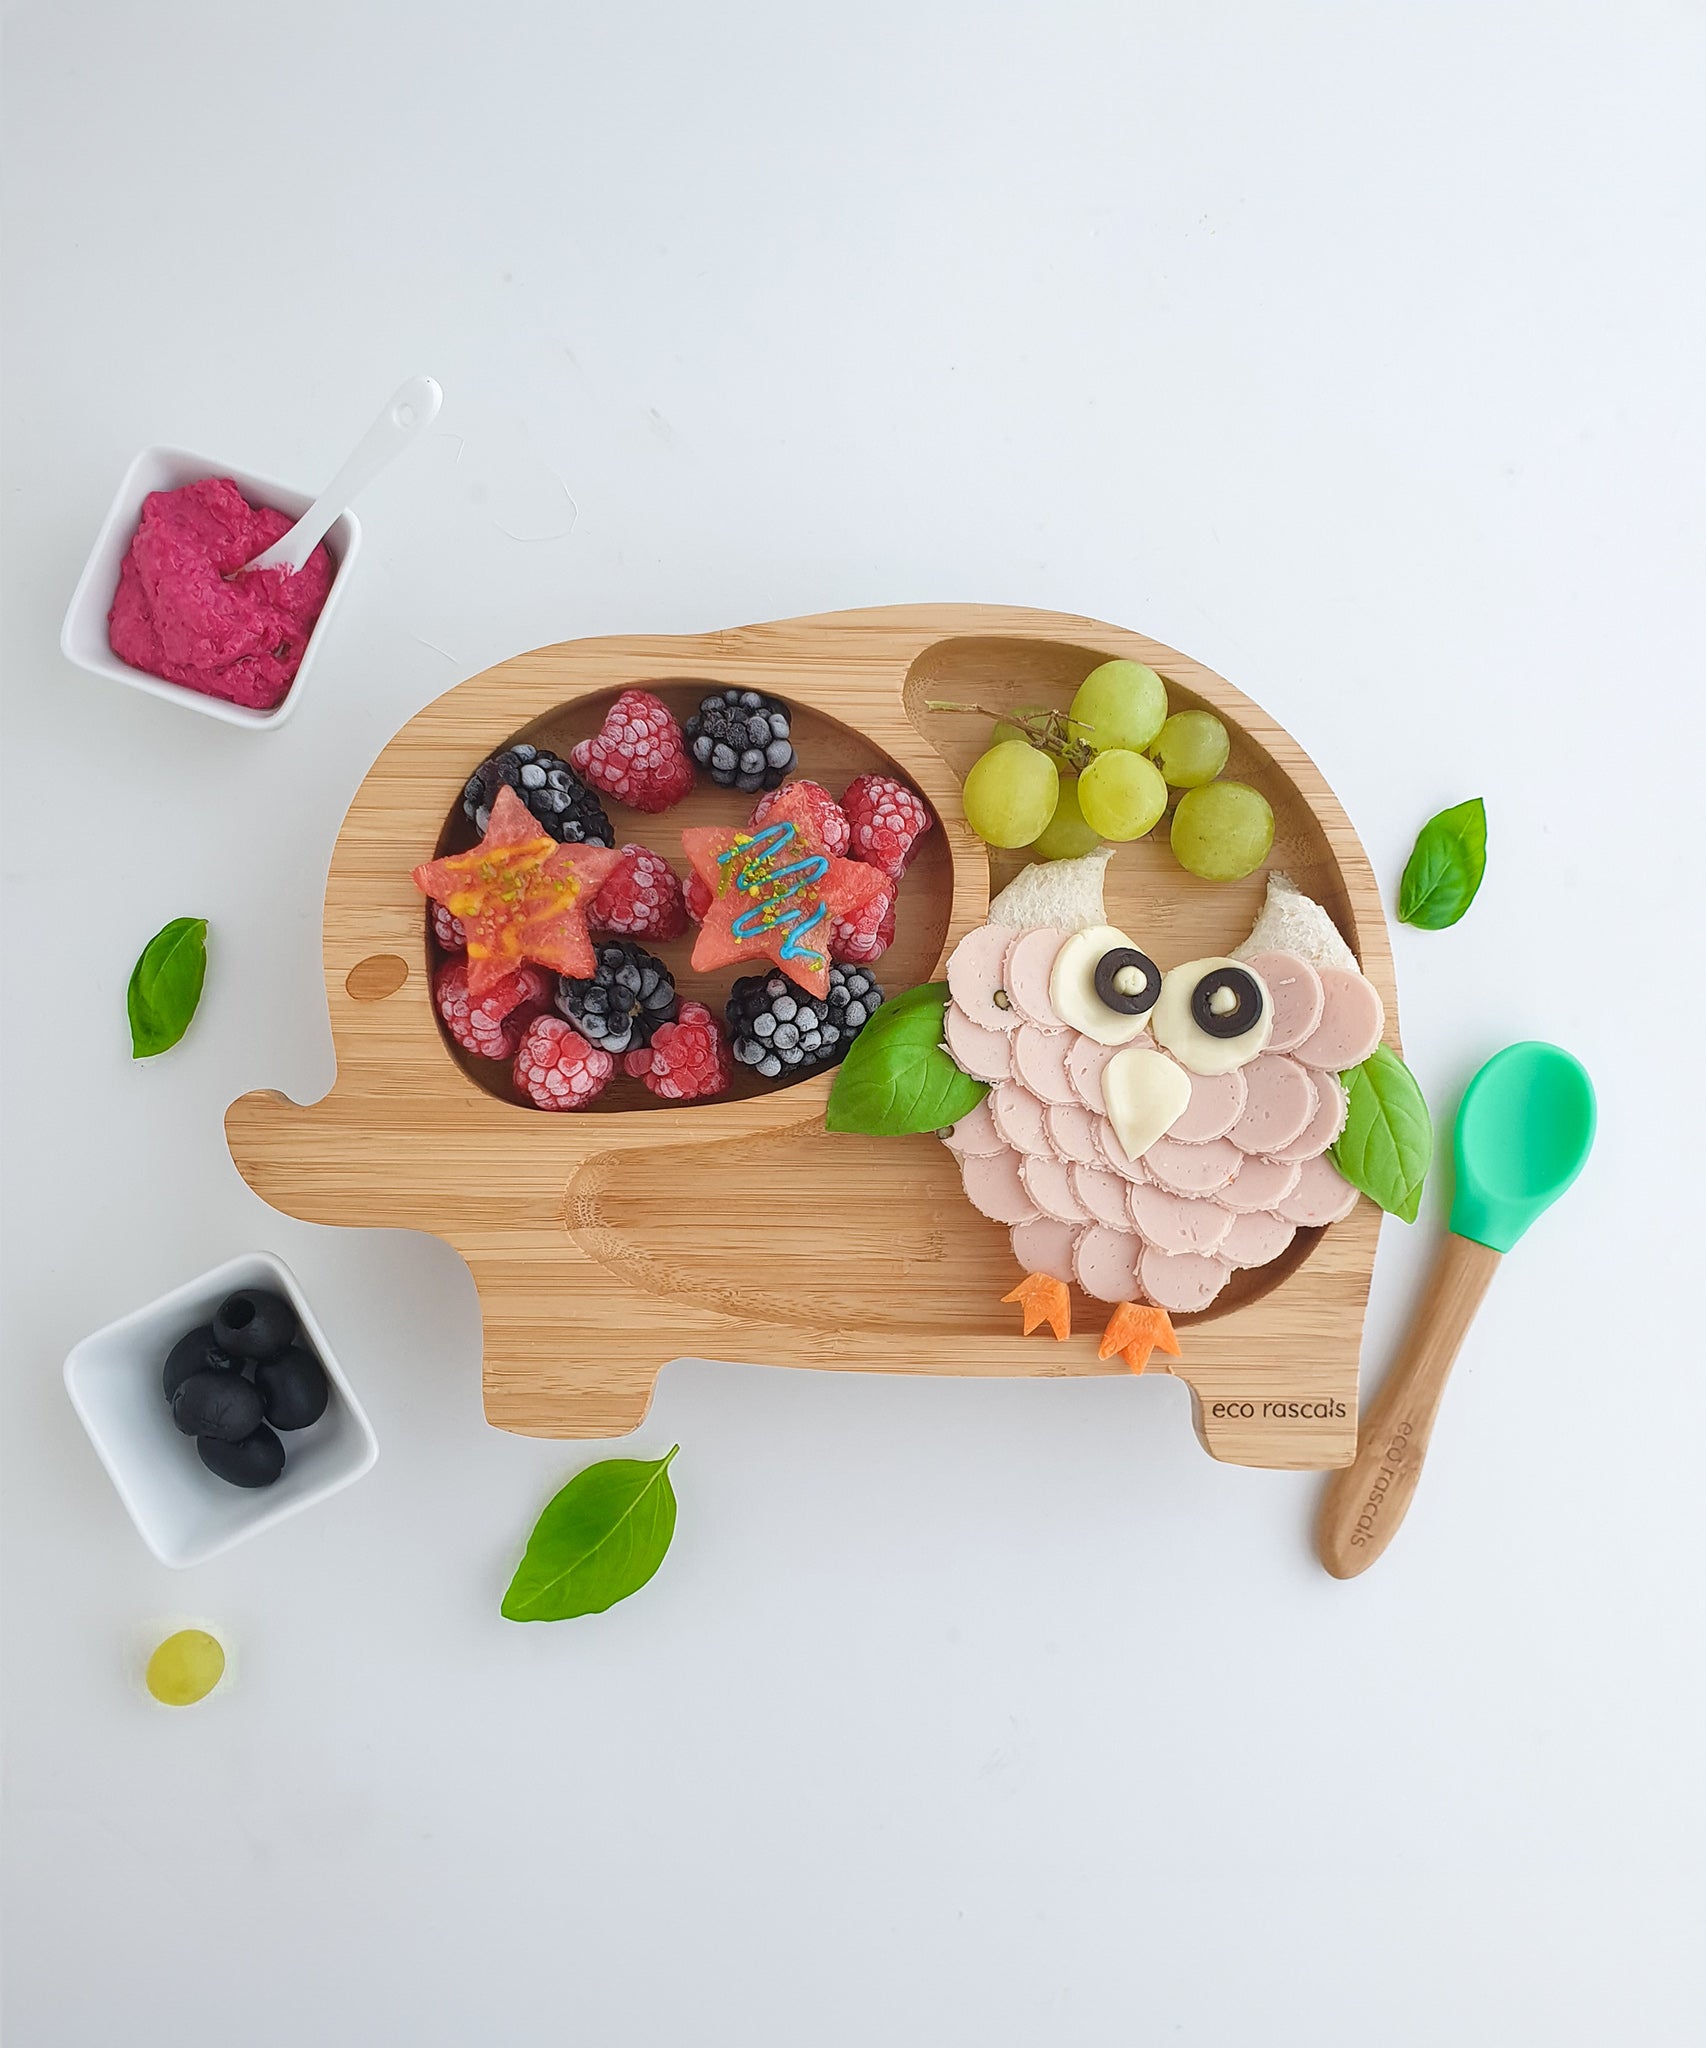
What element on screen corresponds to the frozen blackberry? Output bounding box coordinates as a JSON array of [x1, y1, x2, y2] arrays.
[[725, 965, 883, 1080], [463, 743, 613, 846], [554, 942, 679, 1056], [823, 962, 883, 1043], [683, 688, 796, 794]]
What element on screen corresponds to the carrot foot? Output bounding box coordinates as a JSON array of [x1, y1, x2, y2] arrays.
[[1001, 1273, 1071, 1341], [1098, 1301, 1181, 1374]]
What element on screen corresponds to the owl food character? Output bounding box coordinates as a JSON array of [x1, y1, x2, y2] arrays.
[[937, 852, 1384, 1371]]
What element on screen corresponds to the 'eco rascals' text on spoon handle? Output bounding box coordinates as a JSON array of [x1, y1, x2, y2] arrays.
[[1315, 1233, 1502, 1579]]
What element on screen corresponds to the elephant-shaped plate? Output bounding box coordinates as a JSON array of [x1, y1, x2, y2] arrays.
[[227, 605, 1396, 1468]]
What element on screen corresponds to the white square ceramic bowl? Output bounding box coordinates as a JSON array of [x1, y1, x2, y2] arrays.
[[64, 1252, 378, 1567], [58, 445, 361, 731]]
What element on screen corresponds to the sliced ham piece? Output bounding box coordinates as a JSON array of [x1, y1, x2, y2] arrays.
[[1020, 1153, 1088, 1223], [1002, 927, 1068, 1029], [1276, 1152, 1361, 1226], [1219, 1208, 1297, 1269], [1073, 1223, 1143, 1302], [1046, 1101, 1102, 1164], [1013, 1024, 1078, 1104], [1227, 1054, 1318, 1156], [946, 924, 1022, 1034], [944, 1003, 1012, 1083], [1071, 1162, 1136, 1227], [941, 1098, 1004, 1157], [991, 1081, 1053, 1158], [1269, 1069, 1347, 1163], [1128, 1182, 1234, 1257], [1096, 1120, 1151, 1183], [1067, 1035, 1118, 1115], [959, 1148, 1038, 1225], [1241, 951, 1325, 1054], [1138, 1246, 1231, 1313], [1167, 1062, 1248, 1144], [1144, 1134, 1241, 1195], [1293, 967, 1385, 1071], [1011, 1216, 1078, 1285], [1218, 1153, 1303, 1214]]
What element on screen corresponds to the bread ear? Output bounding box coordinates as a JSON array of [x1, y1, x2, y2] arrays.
[[986, 848, 1114, 933], [1232, 871, 1358, 973]]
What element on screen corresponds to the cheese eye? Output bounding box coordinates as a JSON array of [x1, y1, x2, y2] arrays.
[[1152, 958, 1273, 1074], [1093, 947, 1162, 1017], [1049, 925, 1157, 1045]]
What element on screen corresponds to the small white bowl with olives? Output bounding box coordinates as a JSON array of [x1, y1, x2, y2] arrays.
[[64, 1252, 378, 1567]]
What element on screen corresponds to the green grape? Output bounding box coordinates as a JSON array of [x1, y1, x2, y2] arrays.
[[1149, 710, 1230, 789], [1077, 749, 1168, 841], [1068, 660, 1168, 754], [962, 741, 1059, 848], [1170, 781, 1274, 881], [146, 1628, 225, 1707], [1031, 773, 1104, 860]]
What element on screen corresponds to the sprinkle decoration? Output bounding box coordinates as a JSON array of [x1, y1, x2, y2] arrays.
[[681, 807, 888, 1001], [414, 786, 622, 998], [718, 822, 831, 967]]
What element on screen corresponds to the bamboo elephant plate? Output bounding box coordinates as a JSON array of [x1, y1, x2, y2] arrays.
[[226, 604, 1396, 1468]]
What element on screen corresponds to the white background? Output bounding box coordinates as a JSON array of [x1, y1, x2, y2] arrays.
[[4, 3, 1703, 2042]]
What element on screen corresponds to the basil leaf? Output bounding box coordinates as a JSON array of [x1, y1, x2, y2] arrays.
[[1331, 1044, 1433, 1224], [127, 917, 208, 1059], [1398, 798, 1486, 930], [502, 1448, 679, 1622], [825, 981, 989, 1135]]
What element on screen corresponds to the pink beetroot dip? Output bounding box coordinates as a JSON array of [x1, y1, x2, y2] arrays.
[[107, 477, 333, 711]]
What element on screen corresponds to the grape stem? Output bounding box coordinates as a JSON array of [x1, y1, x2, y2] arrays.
[[921, 700, 1098, 772]]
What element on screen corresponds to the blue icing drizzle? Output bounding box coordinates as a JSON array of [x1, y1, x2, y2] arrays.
[[718, 821, 830, 970]]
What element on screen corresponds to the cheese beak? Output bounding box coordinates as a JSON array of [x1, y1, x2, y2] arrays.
[[1102, 1046, 1192, 1162]]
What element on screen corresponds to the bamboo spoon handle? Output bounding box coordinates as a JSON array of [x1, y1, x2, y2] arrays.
[[1315, 1232, 1502, 1578]]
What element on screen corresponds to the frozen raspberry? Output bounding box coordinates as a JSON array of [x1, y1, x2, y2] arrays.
[[513, 1014, 615, 1110], [570, 690, 694, 814], [622, 1000, 733, 1101], [434, 959, 550, 1060], [431, 902, 467, 953], [842, 773, 931, 879], [684, 871, 713, 922], [589, 844, 688, 941], [749, 780, 851, 858], [828, 886, 896, 964]]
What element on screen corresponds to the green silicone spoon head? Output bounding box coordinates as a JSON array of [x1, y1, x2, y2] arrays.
[[1449, 1041, 1596, 1253]]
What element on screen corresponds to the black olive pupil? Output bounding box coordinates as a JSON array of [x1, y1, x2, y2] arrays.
[[1190, 966, 1264, 1039], [1093, 947, 1161, 1016]]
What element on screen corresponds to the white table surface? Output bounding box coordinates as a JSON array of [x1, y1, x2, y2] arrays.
[[4, 3, 1703, 2042]]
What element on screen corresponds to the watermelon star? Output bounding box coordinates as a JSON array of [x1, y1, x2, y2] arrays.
[[682, 788, 888, 1001], [414, 786, 621, 1000]]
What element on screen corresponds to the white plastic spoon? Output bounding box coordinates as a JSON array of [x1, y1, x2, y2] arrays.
[[245, 375, 442, 574]]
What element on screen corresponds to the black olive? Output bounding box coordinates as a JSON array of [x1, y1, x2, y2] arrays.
[[172, 1369, 264, 1443], [213, 1288, 299, 1361], [1190, 966, 1265, 1039], [162, 1324, 237, 1401], [198, 1425, 286, 1489], [1094, 947, 1162, 1016], [254, 1346, 330, 1431]]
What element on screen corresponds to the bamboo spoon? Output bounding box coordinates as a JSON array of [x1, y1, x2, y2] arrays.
[[1316, 1041, 1595, 1578]]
